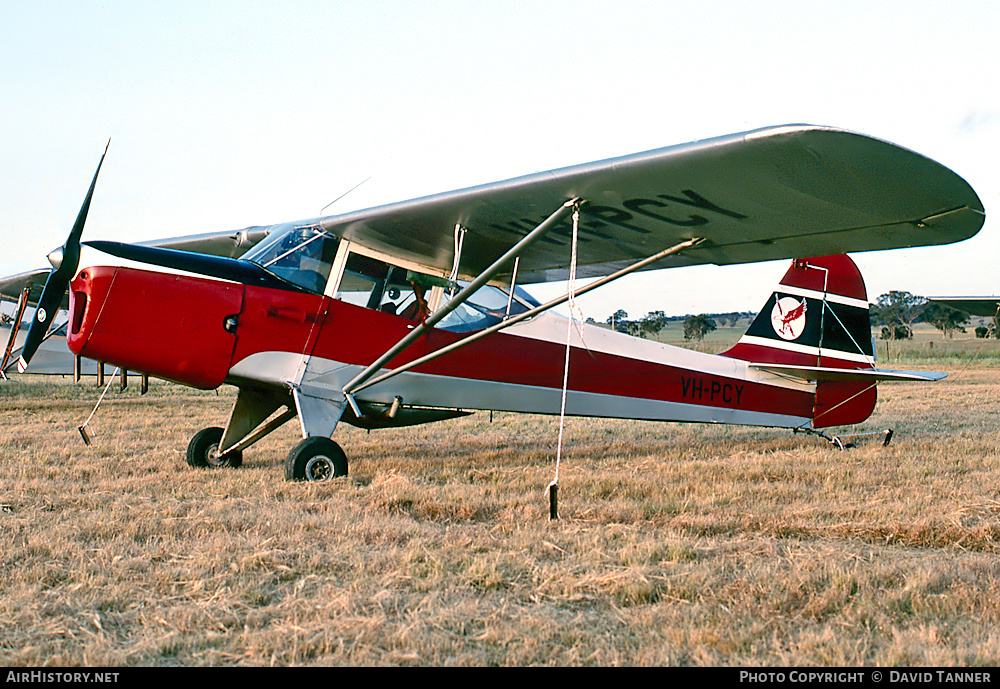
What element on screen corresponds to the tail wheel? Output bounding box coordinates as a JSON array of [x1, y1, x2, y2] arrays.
[[186, 426, 243, 468], [285, 437, 348, 482]]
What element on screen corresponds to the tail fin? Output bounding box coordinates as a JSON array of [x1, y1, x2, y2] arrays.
[[723, 255, 877, 427]]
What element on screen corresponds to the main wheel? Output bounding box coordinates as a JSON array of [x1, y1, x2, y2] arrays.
[[285, 437, 348, 482], [186, 426, 243, 468]]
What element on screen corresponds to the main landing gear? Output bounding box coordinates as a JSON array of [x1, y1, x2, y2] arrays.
[[186, 427, 243, 468], [185, 426, 347, 482], [284, 437, 348, 482]]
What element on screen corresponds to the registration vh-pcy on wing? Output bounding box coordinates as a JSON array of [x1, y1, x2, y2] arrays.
[[6, 125, 986, 483]]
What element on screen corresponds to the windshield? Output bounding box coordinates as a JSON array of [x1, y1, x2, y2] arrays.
[[242, 225, 340, 293]]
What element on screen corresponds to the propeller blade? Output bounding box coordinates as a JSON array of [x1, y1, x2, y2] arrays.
[[17, 142, 109, 372], [16, 271, 68, 371]]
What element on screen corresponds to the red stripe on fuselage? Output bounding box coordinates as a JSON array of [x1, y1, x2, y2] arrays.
[[723, 341, 872, 369]]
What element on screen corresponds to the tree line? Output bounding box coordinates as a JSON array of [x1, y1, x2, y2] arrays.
[[590, 309, 754, 341], [590, 291, 994, 343]]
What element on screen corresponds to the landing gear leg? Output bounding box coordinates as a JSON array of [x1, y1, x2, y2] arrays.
[[285, 436, 348, 482], [187, 426, 244, 468]]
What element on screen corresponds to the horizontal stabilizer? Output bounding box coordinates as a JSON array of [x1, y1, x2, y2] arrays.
[[751, 363, 946, 383]]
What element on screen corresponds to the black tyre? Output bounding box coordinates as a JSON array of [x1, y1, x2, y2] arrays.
[[285, 437, 348, 482], [186, 426, 243, 468]]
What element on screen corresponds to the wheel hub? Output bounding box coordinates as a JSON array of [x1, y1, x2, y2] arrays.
[[304, 454, 334, 482], [206, 443, 225, 467]]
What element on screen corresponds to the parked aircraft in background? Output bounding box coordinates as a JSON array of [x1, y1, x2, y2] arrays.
[[10, 125, 985, 481], [926, 297, 1000, 320]]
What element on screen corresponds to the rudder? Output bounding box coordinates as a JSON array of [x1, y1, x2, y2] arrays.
[[723, 255, 877, 428]]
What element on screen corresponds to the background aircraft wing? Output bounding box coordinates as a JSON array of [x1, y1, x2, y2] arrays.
[[1, 226, 271, 306], [0, 269, 50, 305], [314, 124, 985, 283], [927, 297, 1000, 317]]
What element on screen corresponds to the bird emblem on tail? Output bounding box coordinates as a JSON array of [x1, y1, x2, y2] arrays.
[[770, 296, 807, 340]]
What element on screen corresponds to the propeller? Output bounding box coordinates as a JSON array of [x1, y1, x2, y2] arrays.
[[17, 141, 109, 372]]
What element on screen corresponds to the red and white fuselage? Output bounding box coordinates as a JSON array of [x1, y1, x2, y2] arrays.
[[65, 249, 878, 436]]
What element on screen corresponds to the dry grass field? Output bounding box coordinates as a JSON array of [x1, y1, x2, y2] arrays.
[[3, 329, 1000, 666]]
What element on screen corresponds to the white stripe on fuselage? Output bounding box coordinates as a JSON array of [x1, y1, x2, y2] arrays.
[[227, 349, 811, 429], [736, 335, 873, 364], [226, 310, 814, 429], [495, 312, 810, 389]]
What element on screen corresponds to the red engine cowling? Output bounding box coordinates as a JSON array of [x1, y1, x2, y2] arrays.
[[66, 266, 244, 389]]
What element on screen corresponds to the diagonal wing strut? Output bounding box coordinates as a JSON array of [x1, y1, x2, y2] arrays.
[[344, 236, 706, 398], [340, 198, 580, 407]]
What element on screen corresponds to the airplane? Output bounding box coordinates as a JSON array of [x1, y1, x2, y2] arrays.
[[926, 297, 1000, 321], [13, 124, 985, 482]]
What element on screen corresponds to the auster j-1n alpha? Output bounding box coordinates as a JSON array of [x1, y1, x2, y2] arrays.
[[9, 125, 986, 481]]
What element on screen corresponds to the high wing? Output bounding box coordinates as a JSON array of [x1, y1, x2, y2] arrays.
[[1, 226, 270, 306], [135, 226, 271, 258], [927, 297, 1000, 318], [309, 124, 984, 283], [0, 269, 50, 306]]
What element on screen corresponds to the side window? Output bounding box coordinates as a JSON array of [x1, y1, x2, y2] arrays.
[[378, 269, 444, 322], [435, 283, 531, 332], [335, 253, 443, 323], [336, 253, 390, 308]]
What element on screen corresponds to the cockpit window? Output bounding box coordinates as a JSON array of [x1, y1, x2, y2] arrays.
[[243, 225, 339, 293], [336, 253, 437, 322], [332, 250, 539, 331]]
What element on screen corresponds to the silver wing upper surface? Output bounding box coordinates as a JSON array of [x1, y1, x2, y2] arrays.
[[308, 124, 984, 283], [5, 124, 986, 300]]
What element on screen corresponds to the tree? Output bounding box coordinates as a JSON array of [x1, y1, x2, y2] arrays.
[[683, 314, 717, 341], [921, 302, 970, 339], [871, 291, 925, 340], [606, 309, 629, 332], [880, 325, 913, 341], [639, 310, 668, 339]]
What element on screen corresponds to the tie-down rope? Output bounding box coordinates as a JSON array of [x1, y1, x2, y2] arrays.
[[548, 204, 581, 519]]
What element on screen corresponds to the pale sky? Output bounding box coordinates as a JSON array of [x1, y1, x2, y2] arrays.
[[2, 0, 997, 321]]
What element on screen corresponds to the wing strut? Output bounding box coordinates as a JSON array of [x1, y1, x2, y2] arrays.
[[1, 286, 32, 378], [341, 198, 580, 404], [347, 235, 705, 397]]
